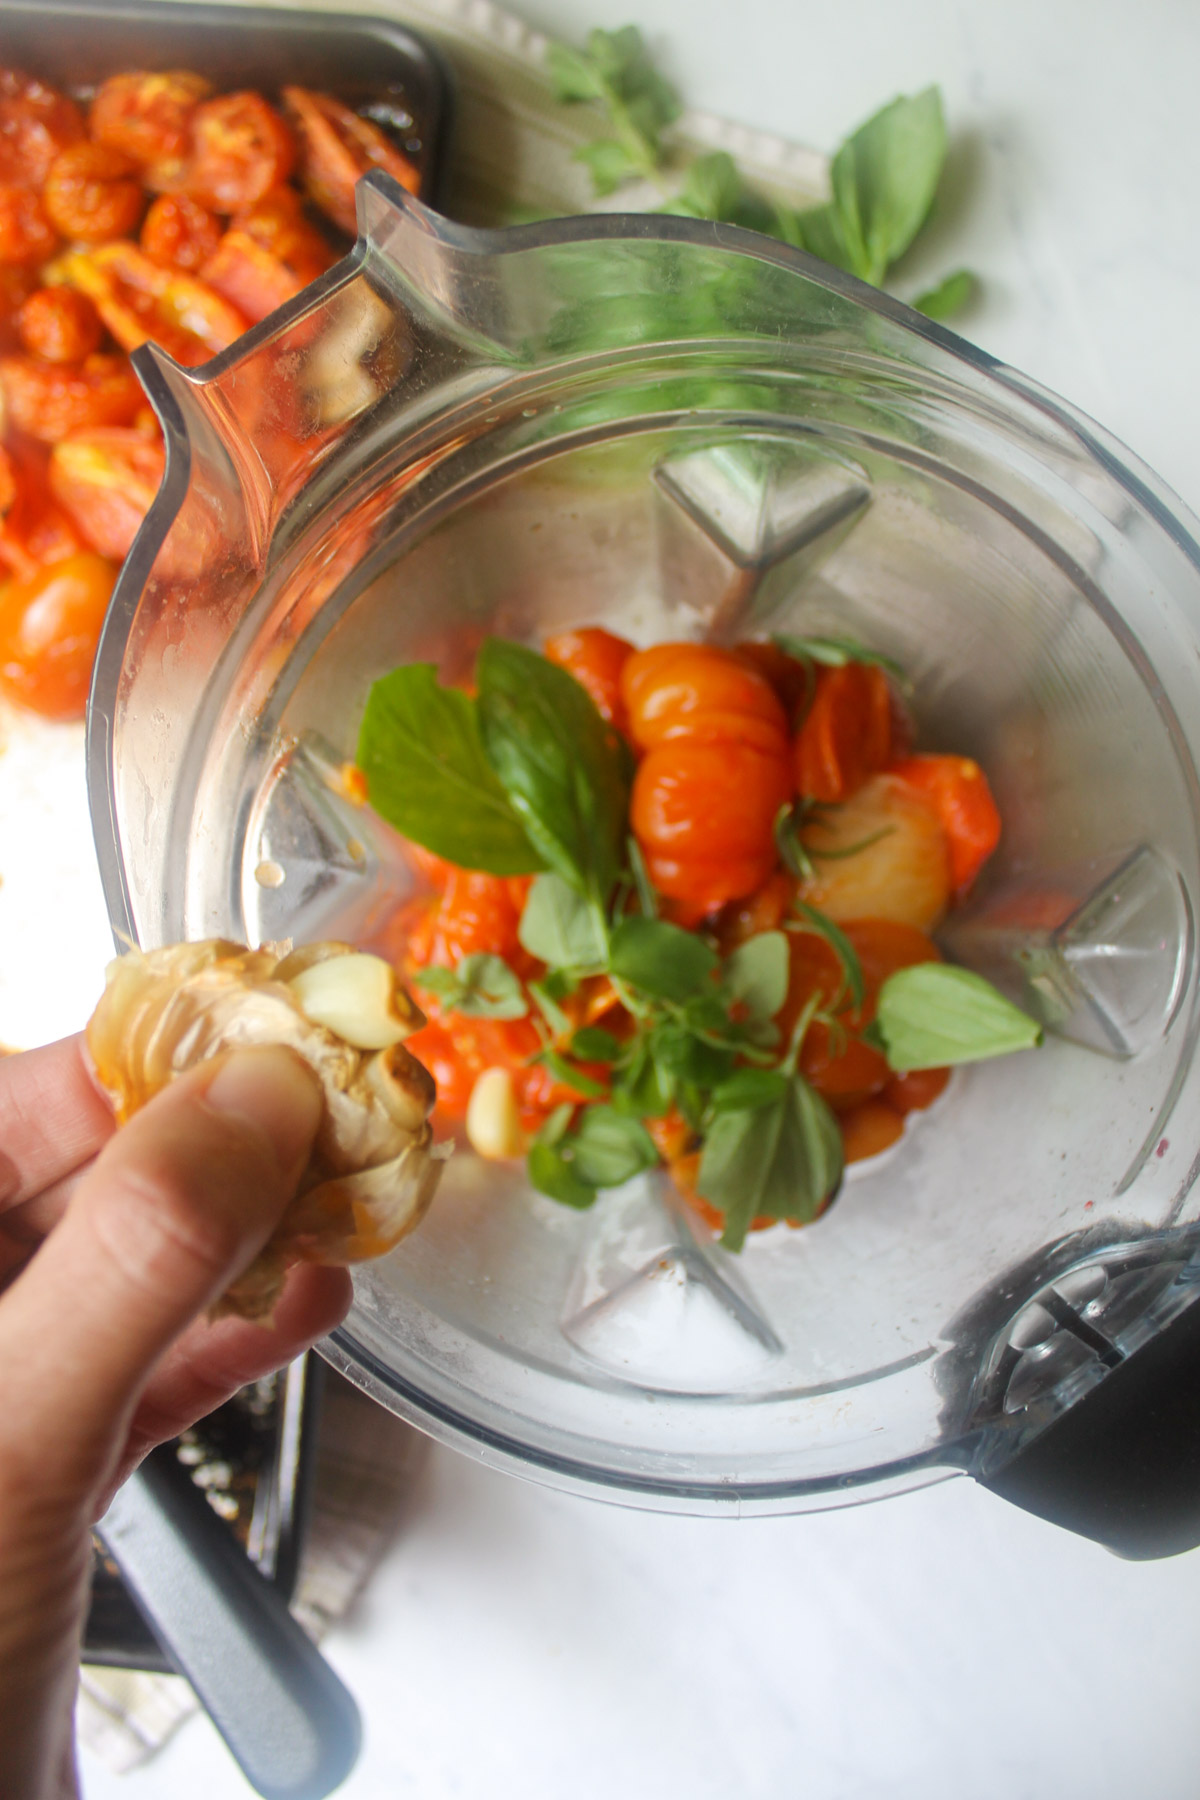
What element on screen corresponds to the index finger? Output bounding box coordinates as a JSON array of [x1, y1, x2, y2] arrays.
[[0, 1035, 116, 1210]]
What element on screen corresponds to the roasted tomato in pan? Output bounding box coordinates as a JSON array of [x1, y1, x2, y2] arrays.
[[0, 548, 116, 718], [282, 86, 420, 235], [179, 92, 295, 213], [57, 242, 247, 367], [17, 287, 103, 362], [140, 192, 223, 273], [49, 426, 166, 561], [42, 142, 145, 243], [89, 70, 211, 171], [0, 351, 144, 440], [0, 184, 57, 264], [0, 66, 84, 187]]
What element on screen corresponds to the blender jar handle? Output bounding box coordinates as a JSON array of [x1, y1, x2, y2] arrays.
[[979, 1293, 1200, 1558], [99, 1447, 362, 1799]]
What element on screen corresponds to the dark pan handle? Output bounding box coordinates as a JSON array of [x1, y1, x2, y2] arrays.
[[980, 1292, 1200, 1558], [99, 1447, 362, 1799]]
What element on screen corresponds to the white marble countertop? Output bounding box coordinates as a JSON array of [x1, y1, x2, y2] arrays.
[[73, 1, 1200, 1796]]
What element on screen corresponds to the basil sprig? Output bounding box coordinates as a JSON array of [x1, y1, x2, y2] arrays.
[[870, 964, 1043, 1071], [356, 666, 544, 875], [416, 953, 528, 1020], [477, 639, 630, 905]]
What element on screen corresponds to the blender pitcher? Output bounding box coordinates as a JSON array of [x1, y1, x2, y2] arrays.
[[88, 178, 1200, 1556]]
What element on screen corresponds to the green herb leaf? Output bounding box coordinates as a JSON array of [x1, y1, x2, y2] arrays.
[[627, 834, 658, 919], [913, 268, 976, 321], [518, 873, 608, 971], [529, 977, 573, 1037], [547, 25, 681, 192], [830, 87, 947, 286], [416, 953, 528, 1020], [697, 1073, 843, 1252], [775, 801, 815, 882], [661, 149, 745, 220], [723, 931, 789, 1020], [568, 1105, 659, 1188], [357, 665, 544, 875], [773, 632, 906, 679], [574, 137, 639, 195], [709, 1068, 789, 1113], [609, 916, 719, 1001], [873, 963, 1043, 1071], [535, 1045, 610, 1099], [651, 1020, 735, 1088], [788, 902, 866, 1013], [610, 1037, 675, 1118], [477, 638, 629, 903], [538, 1101, 576, 1147], [570, 1026, 624, 1063], [528, 1140, 598, 1209]]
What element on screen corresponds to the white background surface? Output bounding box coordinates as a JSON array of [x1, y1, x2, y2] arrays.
[[73, 1, 1200, 1797]]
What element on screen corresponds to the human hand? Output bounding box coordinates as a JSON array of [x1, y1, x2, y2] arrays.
[[0, 1036, 352, 1800]]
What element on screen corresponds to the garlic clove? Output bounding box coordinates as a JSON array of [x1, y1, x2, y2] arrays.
[[465, 1066, 523, 1161], [286, 951, 424, 1049]]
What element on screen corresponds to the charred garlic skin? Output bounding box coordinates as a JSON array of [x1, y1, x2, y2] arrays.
[[86, 940, 444, 1322]]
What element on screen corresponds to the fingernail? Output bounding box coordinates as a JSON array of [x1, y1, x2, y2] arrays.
[[204, 1047, 322, 1176]]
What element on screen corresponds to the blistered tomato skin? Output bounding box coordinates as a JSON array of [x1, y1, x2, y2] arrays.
[[0, 352, 144, 440], [89, 71, 212, 169], [0, 185, 57, 264], [794, 662, 892, 802], [180, 93, 296, 213], [17, 287, 103, 362], [49, 428, 167, 561], [140, 193, 222, 271], [42, 142, 144, 242], [890, 753, 1002, 895], [282, 86, 420, 235], [622, 642, 789, 753], [632, 738, 792, 906], [0, 67, 84, 187], [0, 550, 116, 718], [543, 627, 634, 729]]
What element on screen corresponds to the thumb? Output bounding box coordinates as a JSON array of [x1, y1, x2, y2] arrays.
[[0, 1045, 322, 1504]]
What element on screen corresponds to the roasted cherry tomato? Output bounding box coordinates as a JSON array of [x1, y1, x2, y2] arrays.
[[402, 867, 529, 969], [632, 737, 792, 906], [732, 640, 811, 720], [889, 753, 1001, 894], [0, 438, 86, 578], [779, 918, 941, 1109], [49, 427, 166, 561], [543, 626, 634, 729], [201, 228, 304, 322], [42, 142, 144, 243], [232, 186, 335, 284], [0, 184, 56, 263], [883, 1065, 950, 1114], [0, 549, 115, 718], [622, 641, 789, 754], [89, 70, 211, 170], [282, 87, 420, 235], [0, 264, 36, 345], [716, 869, 793, 950], [0, 67, 84, 187], [0, 351, 143, 440], [793, 661, 892, 802], [180, 93, 295, 213], [840, 1100, 905, 1164], [17, 287, 103, 362], [140, 192, 223, 272], [58, 242, 247, 366]]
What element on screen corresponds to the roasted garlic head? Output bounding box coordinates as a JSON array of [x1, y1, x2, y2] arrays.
[[86, 939, 443, 1322]]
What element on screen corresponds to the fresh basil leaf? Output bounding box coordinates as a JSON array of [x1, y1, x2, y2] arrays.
[[611, 1037, 675, 1118], [627, 834, 658, 919], [874, 963, 1043, 1070], [529, 978, 572, 1037], [709, 1068, 789, 1113], [788, 903, 865, 1013], [697, 1074, 843, 1252], [609, 916, 719, 1001], [518, 873, 608, 970], [663, 149, 745, 220], [571, 1026, 624, 1063], [773, 633, 906, 680], [831, 87, 947, 286], [546, 42, 607, 103], [416, 953, 528, 1020], [568, 1105, 659, 1189], [477, 639, 629, 903], [536, 1046, 610, 1099], [528, 1140, 597, 1209], [574, 137, 638, 195], [913, 268, 976, 321], [724, 931, 789, 1020], [652, 1021, 735, 1089], [791, 199, 863, 280], [357, 665, 544, 875]]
